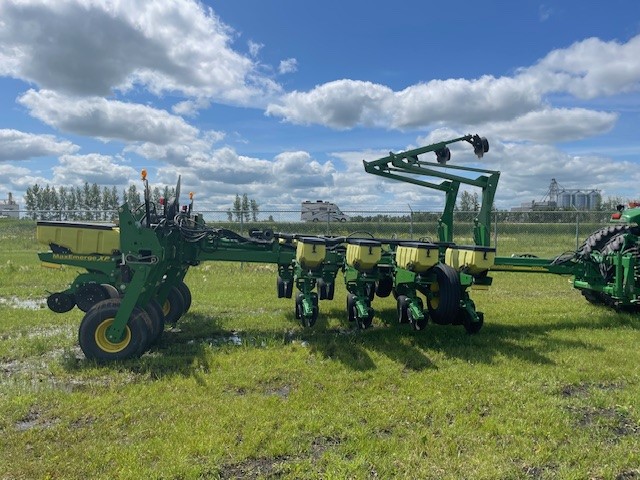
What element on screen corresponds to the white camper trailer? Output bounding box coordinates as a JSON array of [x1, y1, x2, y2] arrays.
[[301, 200, 348, 222]]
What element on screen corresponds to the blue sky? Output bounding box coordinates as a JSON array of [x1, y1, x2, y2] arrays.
[[1, 0, 640, 214]]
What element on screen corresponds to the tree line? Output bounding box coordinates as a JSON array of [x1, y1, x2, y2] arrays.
[[23, 182, 176, 221], [226, 193, 259, 222]]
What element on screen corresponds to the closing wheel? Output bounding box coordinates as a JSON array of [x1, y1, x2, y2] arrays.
[[47, 292, 75, 313], [365, 283, 376, 301], [295, 292, 304, 320], [397, 295, 409, 324], [75, 283, 109, 312], [347, 293, 357, 322], [176, 281, 192, 313], [162, 286, 186, 326], [427, 264, 461, 325], [356, 306, 374, 330], [408, 299, 427, 331], [79, 299, 150, 361], [143, 298, 165, 344], [462, 310, 484, 334], [277, 276, 285, 298]]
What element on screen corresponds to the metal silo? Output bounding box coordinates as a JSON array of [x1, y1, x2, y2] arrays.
[[588, 190, 601, 210], [559, 191, 572, 208]]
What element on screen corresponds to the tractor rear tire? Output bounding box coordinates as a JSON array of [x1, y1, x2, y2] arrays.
[[79, 299, 150, 362], [427, 264, 461, 325], [578, 225, 637, 258], [600, 233, 640, 283]]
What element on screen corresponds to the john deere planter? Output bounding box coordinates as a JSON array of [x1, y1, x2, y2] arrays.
[[36, 135, 638, 361]]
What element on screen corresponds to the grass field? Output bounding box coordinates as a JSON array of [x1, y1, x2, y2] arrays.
[[1, 219, 639, 479]]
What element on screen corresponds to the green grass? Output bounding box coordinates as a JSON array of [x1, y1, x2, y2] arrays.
[[1, 220, 639, 479]]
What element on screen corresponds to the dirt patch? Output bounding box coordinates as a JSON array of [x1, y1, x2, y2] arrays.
[[569, 405, 640, 440], [15, 408, 59, 431], [616, 470, 640, 480], [220, 454, 290, 479], [220, 436, 342, 479], [560, 381, 624, 398]]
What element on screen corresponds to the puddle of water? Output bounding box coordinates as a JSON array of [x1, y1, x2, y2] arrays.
[[187, 332, 244, 347], [0, 296, 47, 310]]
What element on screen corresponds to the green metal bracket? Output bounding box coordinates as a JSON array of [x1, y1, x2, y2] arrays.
[[363, 134, 499, 246]]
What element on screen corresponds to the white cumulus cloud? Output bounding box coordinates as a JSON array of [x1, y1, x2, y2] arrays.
[[0, 129, 79, 161], [0, 0, 282, 104]]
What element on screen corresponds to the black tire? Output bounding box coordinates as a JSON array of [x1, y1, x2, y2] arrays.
[[375, 277, 393, 298], [365, 283, 376, 301], [581, 290, 606, 305], [75, 283, 109, 312], [295, 292, 304, 320], [427, 264, 461, 325], [47, 292, 75, 313], [600, 233, 640, 283], [347, 293, 357, 322], [162, 286, 186, 326], [277, 276, 285, 298], [79, 299, 150, 361], [578, 225, 636, 258], [318, 279, 335, 301], [462, 310, 484, 334], [317, 279, 327, 300], [143, 298, 165, 345], [176, 281, 192, 313], [397, 295, 409, 324], [357, 306, 374, 330]]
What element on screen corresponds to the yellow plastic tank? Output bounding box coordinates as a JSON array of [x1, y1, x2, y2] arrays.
[[396, 242, 438, 272], [445, 245, 495, 274], [296, 237, 326, 269], [36, 221, 121, 255], [346, 239, 381, 271]]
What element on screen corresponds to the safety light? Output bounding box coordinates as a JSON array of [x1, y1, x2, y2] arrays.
[[159, 197, 165, 206]]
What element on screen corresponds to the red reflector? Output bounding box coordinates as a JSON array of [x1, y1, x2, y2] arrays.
[[159, 197, 165, 205], [611, 212, 622, 220]]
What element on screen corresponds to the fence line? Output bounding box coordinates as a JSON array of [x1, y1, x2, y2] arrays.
[[3, 208, 618, 258]]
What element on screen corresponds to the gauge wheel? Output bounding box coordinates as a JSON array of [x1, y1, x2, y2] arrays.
[[427, 264, 461, 325], [79, 299, 151, 361]]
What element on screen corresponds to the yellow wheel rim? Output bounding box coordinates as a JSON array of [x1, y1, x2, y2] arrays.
[[162, 300, 170, 316], [429, 282, 440, 309], [94, 318, 132, 353]]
